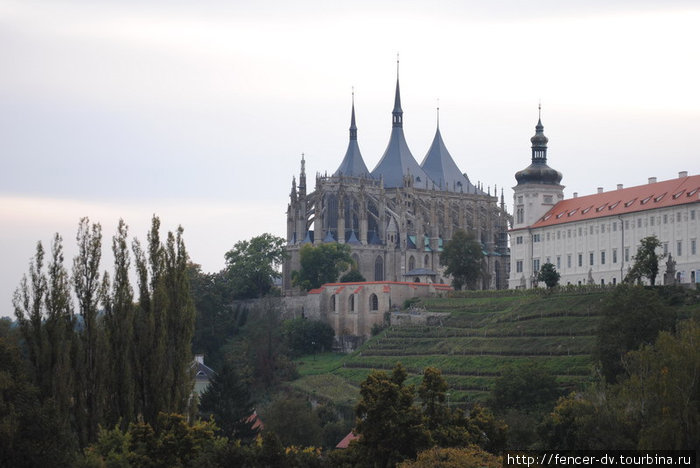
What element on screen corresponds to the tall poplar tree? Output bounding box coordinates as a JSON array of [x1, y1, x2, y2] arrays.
[[72, 217, 106, 445], [102, 219, 135, 428]]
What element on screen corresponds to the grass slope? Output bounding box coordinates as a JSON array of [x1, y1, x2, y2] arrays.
[[291, 287, 699, 407]]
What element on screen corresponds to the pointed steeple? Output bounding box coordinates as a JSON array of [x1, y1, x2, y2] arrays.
[[371, 61, 432, 188], [333, 91, 371, 178], [392, 56, 403, 128], [420, 104, 479, 193], [299, 153, 307, 196]]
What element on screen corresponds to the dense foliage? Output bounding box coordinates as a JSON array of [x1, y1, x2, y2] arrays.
[[291, 243, 353, 290], [439, 229, 485, 290], [625, 235, 664, 285], [537, 262, 560, 289]]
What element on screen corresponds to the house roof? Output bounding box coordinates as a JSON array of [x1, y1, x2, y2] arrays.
[[520, 174, 700, 230], [336, 431, 359, 449]]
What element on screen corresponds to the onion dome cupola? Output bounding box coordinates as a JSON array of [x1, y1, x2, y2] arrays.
[[333, 92, 372, 178], [420, 107, 479, 193], [515, 106, 563, 186], [371, 62, 432, 189]]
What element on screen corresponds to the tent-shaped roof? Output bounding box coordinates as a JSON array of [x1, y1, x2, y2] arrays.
[[333, 96, 372, 178], [421, 126, 477, 193], [371, 77, 432, 189]]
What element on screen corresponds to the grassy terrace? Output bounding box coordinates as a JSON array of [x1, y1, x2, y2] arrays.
[[290, 289, 609, 406]]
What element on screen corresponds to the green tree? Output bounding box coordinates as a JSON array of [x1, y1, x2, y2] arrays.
[[537, 262, 560, 289], [398, 445, 501, 468], [418, 367, 448, 431], [291, 243, 353, 291], [354, 363, 431, 467], [439, 229, 484, 290], [73, 217, 107, 445], [263, 395, 323, 447], [491, 362, 559, 412], [224, 233, 288, 299], [625, 235, 664, 285], [102, 219, 135, 429], [339, 268, 366, 283], [620, 319, 699, 449], [199, 363, 257, 441], [595, 284, 675, 383], [282, 318, 335, 356]]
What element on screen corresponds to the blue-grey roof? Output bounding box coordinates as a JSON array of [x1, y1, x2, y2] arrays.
[[421, 127, 477, 193], [346, 231, 361, 245], [404, 268, 438, 276], [333, 98, 372, 178]]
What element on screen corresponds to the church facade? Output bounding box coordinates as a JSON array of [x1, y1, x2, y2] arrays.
[[283, 73, 511, 291], [509, 113, 700, 288]]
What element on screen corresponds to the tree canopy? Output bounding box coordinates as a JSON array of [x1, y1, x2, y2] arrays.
[[291, 243, 353, 290], [537, 262, 560, 289], [439, 229, 484, 290], [224, 233, 287, 299], [625, 235, 664, 285]]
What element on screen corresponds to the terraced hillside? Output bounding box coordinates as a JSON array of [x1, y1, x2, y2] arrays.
[[292, 289, 607, 407]]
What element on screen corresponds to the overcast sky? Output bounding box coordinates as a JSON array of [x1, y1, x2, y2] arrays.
[[1, 0, 699, 317]]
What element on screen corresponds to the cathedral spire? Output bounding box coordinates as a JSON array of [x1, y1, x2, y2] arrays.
[[299, 153, 306, 196], [350, 88, 357, 141], [392, 55, 403, 128]]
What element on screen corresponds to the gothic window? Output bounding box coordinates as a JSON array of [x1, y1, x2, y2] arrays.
[[424, 255, 430, 267], [369, 294, 378, 311], [374, 256, 384, 281], [331, 295, 336, 312], [352, 253, 360, 269], [349, 294, 355, 312], [408, 256, 415, 271]]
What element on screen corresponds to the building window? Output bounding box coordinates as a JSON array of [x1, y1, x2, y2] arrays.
[[664, 214, 668, 224], [533, 259, 540, 273], [408, 256, 415, 271], [533, 234, 541, 243], [557, 231, 561, 239], [601, 278, 605, 286], [556, 256, 561, 269], [331, 295, 336, 312], [601, 251, 606, 265], [369, 294, 378, 311], [601, 224, 606, 233], [637, 218, 642, 228], [516, 260, 523, 273], [663, 243, 668, 256], [613, 222, 617, 232], [589, 252, 594, 266], [650, 216, 655, 226], [692, 239, 697, 256], [374, 256, 384, 281], [677, 212, 682, 222], [625, 247, 630, 262], [612, 277, 617, 285], [567, 229, 571, 238], [516, 208, 524, 224], [578, 227, 583, 236], [424, 254, 430, 267], [625, 220, 630, 229], [613, 249, 617, 264], [589, 226, 594, 235], [546, 232, 550, 241], [578, 253, 583, 267], [349, 294, 355, 312], [516, 236, 523, 245], [691, 210, 696, 220], [567, 254, 572, 268], [677, 241, 682, 257]]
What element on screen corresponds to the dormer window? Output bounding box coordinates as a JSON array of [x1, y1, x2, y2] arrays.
[[640, 195, 652, 205], [581, 206, 592, 214], [624, 198, 637, 207], [673, 190, 685, 199], [609, 201, 620, 210], [654, 193, 666, 202]]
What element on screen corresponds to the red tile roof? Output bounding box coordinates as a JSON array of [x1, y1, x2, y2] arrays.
[[517, 174, 700, 230], [336, 431, 359, 449]]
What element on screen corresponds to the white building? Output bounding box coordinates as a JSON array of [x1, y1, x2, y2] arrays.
[[509, 112, 700, 288]]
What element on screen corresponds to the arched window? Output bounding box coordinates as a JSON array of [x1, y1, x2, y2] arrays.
[[374, 256, 384, 281], [352, 253, 360, 270], [369, 294, 378, 311], [424, 254, 429, 267], [331, 295, 336, 312], [408, 256, 415, 271], [349, 294, 355, 312]]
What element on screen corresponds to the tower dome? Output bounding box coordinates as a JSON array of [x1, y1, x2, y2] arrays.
[[515, 108, 562, 186]]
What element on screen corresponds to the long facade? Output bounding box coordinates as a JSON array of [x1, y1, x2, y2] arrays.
[[283, 74, 511, 291], [509, 114, 700, 287]]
